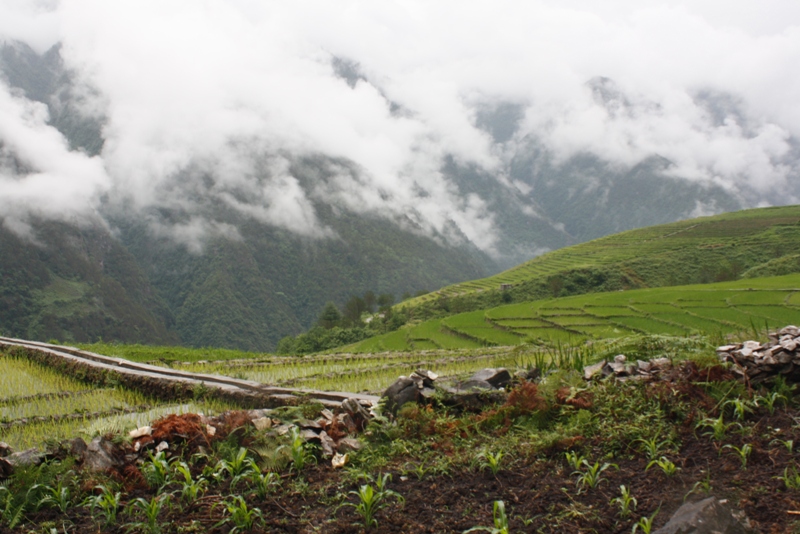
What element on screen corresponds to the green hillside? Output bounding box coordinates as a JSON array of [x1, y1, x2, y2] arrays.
[[399, 205, 800, 319], [346, 273, 800, 352]]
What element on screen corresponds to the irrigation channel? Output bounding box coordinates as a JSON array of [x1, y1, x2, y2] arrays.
[[0, 336, 378, 409]]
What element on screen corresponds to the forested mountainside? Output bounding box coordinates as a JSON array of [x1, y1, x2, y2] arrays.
[[1, 41, 794, 350]]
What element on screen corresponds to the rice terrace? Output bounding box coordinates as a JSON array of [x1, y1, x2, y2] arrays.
[[5, 207, 800, 532]]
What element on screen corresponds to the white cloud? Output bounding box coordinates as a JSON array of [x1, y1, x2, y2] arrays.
[[1, 0, 799, 249]]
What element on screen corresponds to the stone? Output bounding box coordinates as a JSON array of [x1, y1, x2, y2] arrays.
[[653, 497, 754, 534], [297, 418, 322, 430], [780, 339, 798, 352], [583, 361, 606, 380], [129, 426, 152, 439], [337, 437, 362, 453], [469, 368, 512, 389], [0, 442, 12, 458], [332, 453, 348, 469], [300, 429, 319, 442], [155, 441, 169, 453], [5, 448, 45, 467], [614, 354, 627, 363], [68, 438, 88, 460], [252, 417, 272, 431], [716, 345, 740, 353], [318, 430, 335, 457], [84, 437, 123, 472], [382, 377, 421, 414], [743, 340, 762, 351], [320, 409, 335, 421], [780, 325, 800, 337], [206, 425, 217, 436]]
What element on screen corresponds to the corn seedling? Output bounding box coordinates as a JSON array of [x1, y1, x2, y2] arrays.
[[778, 465, 800, 490], [173, 462, 207, 502], [478, 450, 505, 476], [755, 391, 787, 415], [724, 398, 754, 421], [632, 508, 660, 534], [83, 484, 121, 528], [611, 485, 637, 519], [684, 470, 713, 500], [696, 414, 740, 441], [214, 447, 258, 487], [573, 460, 617, 493], [635, 437, 673, 461], [250, 470, 280, 500], [564, 450, 587, 471], [345, 473, 404, 530], [142, 451, 174, 492], [124, 494, 170, 534], [279, 427, 317, 472], [771, 438, 794, 453], [463, 500, 510, 534], [723, 443, 752, 469], [214, 495, 263, 533], [646, 457, 679, 477], [34, 475, 76, 513]]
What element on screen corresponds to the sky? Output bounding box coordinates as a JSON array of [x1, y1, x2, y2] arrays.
[[1, 0, 799, 250]]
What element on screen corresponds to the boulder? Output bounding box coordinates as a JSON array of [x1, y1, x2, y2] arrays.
[[0, 442, 11, 458], [382, 377, 420, 414], [5, 448, 45, 467], [84, 437, 123, 472], [653, 497, 754, 534], [469, 368, 511, 389]]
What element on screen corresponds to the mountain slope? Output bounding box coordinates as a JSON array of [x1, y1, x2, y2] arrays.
[[400, 204, 800, 319]]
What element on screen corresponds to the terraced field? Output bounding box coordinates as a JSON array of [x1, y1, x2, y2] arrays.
[[399, 205, 800, 309], [0, 351, 237, 451], [346, 274, 800, 352]]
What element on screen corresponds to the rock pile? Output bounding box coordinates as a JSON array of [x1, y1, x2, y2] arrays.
[[717, 325, 800, 384], [583, 355, 674, 381], [382, 368, 512, 414]]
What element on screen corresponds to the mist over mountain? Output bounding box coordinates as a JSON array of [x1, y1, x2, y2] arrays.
[[1, 1, 799, 349]]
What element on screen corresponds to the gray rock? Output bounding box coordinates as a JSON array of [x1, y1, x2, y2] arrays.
[[583, 361, 606, 380], [318, 431, 335, 457], [5, 448, 45, 467], [382, 377, 420, 414], [84, 437, 123, 472], [0, 442, 11, 458], [780, 325, 800, 337], [653, 497, 754, 534], [469, 368, 512, 389], [337, 437, 362, 453], [68, 438, 88, 460]]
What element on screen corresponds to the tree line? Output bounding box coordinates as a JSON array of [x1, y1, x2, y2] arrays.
[[275, 291, 409, 354]]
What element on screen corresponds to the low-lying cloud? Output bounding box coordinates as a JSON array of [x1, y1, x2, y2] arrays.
[[1, 0, 799, 251]]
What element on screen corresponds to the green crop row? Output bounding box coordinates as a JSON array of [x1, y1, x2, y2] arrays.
[[345, 274, 800, 352]]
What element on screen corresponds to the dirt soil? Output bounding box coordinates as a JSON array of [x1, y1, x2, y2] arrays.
[[5, 372, 800, 533]]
